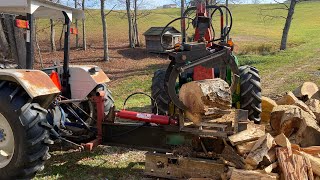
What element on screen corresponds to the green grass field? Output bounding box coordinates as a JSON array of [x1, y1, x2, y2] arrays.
[[34, 2, 320, 179]]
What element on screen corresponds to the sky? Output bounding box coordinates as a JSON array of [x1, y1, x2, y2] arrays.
[[61, 0, 284, 10]]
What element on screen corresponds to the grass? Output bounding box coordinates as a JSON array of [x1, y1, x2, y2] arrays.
[[33, 2, 320, 179]]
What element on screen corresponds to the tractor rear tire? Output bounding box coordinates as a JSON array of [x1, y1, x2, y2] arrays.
[[239, 65, 262, 123], [96, 83, 115, 120], [0, 81, 52, 180], [151, 69, 170, 115]]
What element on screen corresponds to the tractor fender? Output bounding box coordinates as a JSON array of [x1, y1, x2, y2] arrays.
[[68, 65, 110, 100], [0, 69, 60, 108]]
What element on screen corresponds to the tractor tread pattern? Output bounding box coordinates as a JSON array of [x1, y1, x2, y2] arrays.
[[0, 81, 51, 180], [151, 69, 170, 115], [239, 65, 262, 123]]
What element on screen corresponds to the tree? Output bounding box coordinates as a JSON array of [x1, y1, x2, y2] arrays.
[[126, 0, 134, 48], [133, 0, 140, 47], [82, 0, 87, 50], [50, 0, 57, 52], [101, 0, 109, 61], [259, 0, 299, 50], [75, 0, 79, 48], [280, 0, 298, 50]]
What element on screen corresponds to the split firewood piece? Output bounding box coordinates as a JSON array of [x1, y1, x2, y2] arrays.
[[220, 145, 245, 169], [236, 140, 258, 156], [276, 91, 299, 105], [264, 162, 278, 173], [261, 96, 277, 124], [228, 122, 265, 146], [276, 147, 313, 180], [229, 168, 279, 180], [292, 145, 320, 156], [274, 133, 291, 152], [270, 105, 296, 132], [276, 92, 316, 119], [312, 91, 320, 100], [245, 133, 275, 166], [306, 99, 320, 122], [297, 151, 320, 177], [293, 82, 319, 101], [270, 105, 320, 147], [179, 79, 232, 125], [262, 148, 276, 166]]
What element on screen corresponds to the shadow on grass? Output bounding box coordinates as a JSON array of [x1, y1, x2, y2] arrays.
[[37, 146, 145, 180], [117, 47, 167, 61], [109, 63, 168, 81]]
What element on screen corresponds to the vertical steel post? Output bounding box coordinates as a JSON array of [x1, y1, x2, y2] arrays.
[[26, 13, 34, 69], [226, 0, 229, 41], [181, 0, 186, 43], [62, 11, 71, 98]]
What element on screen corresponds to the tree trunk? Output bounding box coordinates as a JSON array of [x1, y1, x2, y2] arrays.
[[82, 0, 87, 50], [133, 0, 140, 47], [34, 19, 43, 68], [75, 0, 79, 48], [280, 0, 298, 50], [50, 19, 56, 52], [0, 18, 10, 58], [126, 0, 134, 48], [101, 0, 109, 61], [4, 15, 19, 66]]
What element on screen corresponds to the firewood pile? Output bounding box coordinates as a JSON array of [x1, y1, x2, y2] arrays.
[[178, 80, 320, 180], [226, 81, 320, 180]]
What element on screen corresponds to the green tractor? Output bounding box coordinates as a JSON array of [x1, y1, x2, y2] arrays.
[[151, 2, 262, 123]]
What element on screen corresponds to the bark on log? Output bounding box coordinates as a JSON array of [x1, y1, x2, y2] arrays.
[[261, 96, 277, 124], [293, 82, 319, 101], [276, 147, 313, 180], [229, 168, 279, 180], [228, 122, 265, 146], [245, 133, 275, 166], [179, 79, 232, 125]]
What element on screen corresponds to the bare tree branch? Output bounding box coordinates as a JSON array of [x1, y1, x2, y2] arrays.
[[105, 4, 117, 17]]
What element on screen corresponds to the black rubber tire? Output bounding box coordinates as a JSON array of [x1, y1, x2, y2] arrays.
[[95, 83, 115, 119], [239, 65, 262, 123], [151, 69, 170, 115], [0, 81, 52, 180]]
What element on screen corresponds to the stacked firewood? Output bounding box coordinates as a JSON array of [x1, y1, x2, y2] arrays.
[[226, 81, 320, 180], [179, 80, 320, 180]]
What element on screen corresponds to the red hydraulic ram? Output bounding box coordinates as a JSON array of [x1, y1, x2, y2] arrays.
[[115, 110, 178, 125]]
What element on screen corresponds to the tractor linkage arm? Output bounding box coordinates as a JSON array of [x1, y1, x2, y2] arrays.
[[164, 45, 239, 110]]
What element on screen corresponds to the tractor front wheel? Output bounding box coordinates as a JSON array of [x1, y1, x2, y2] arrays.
[[0, 81, 51, 179], [239, 65, 262, 123]]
